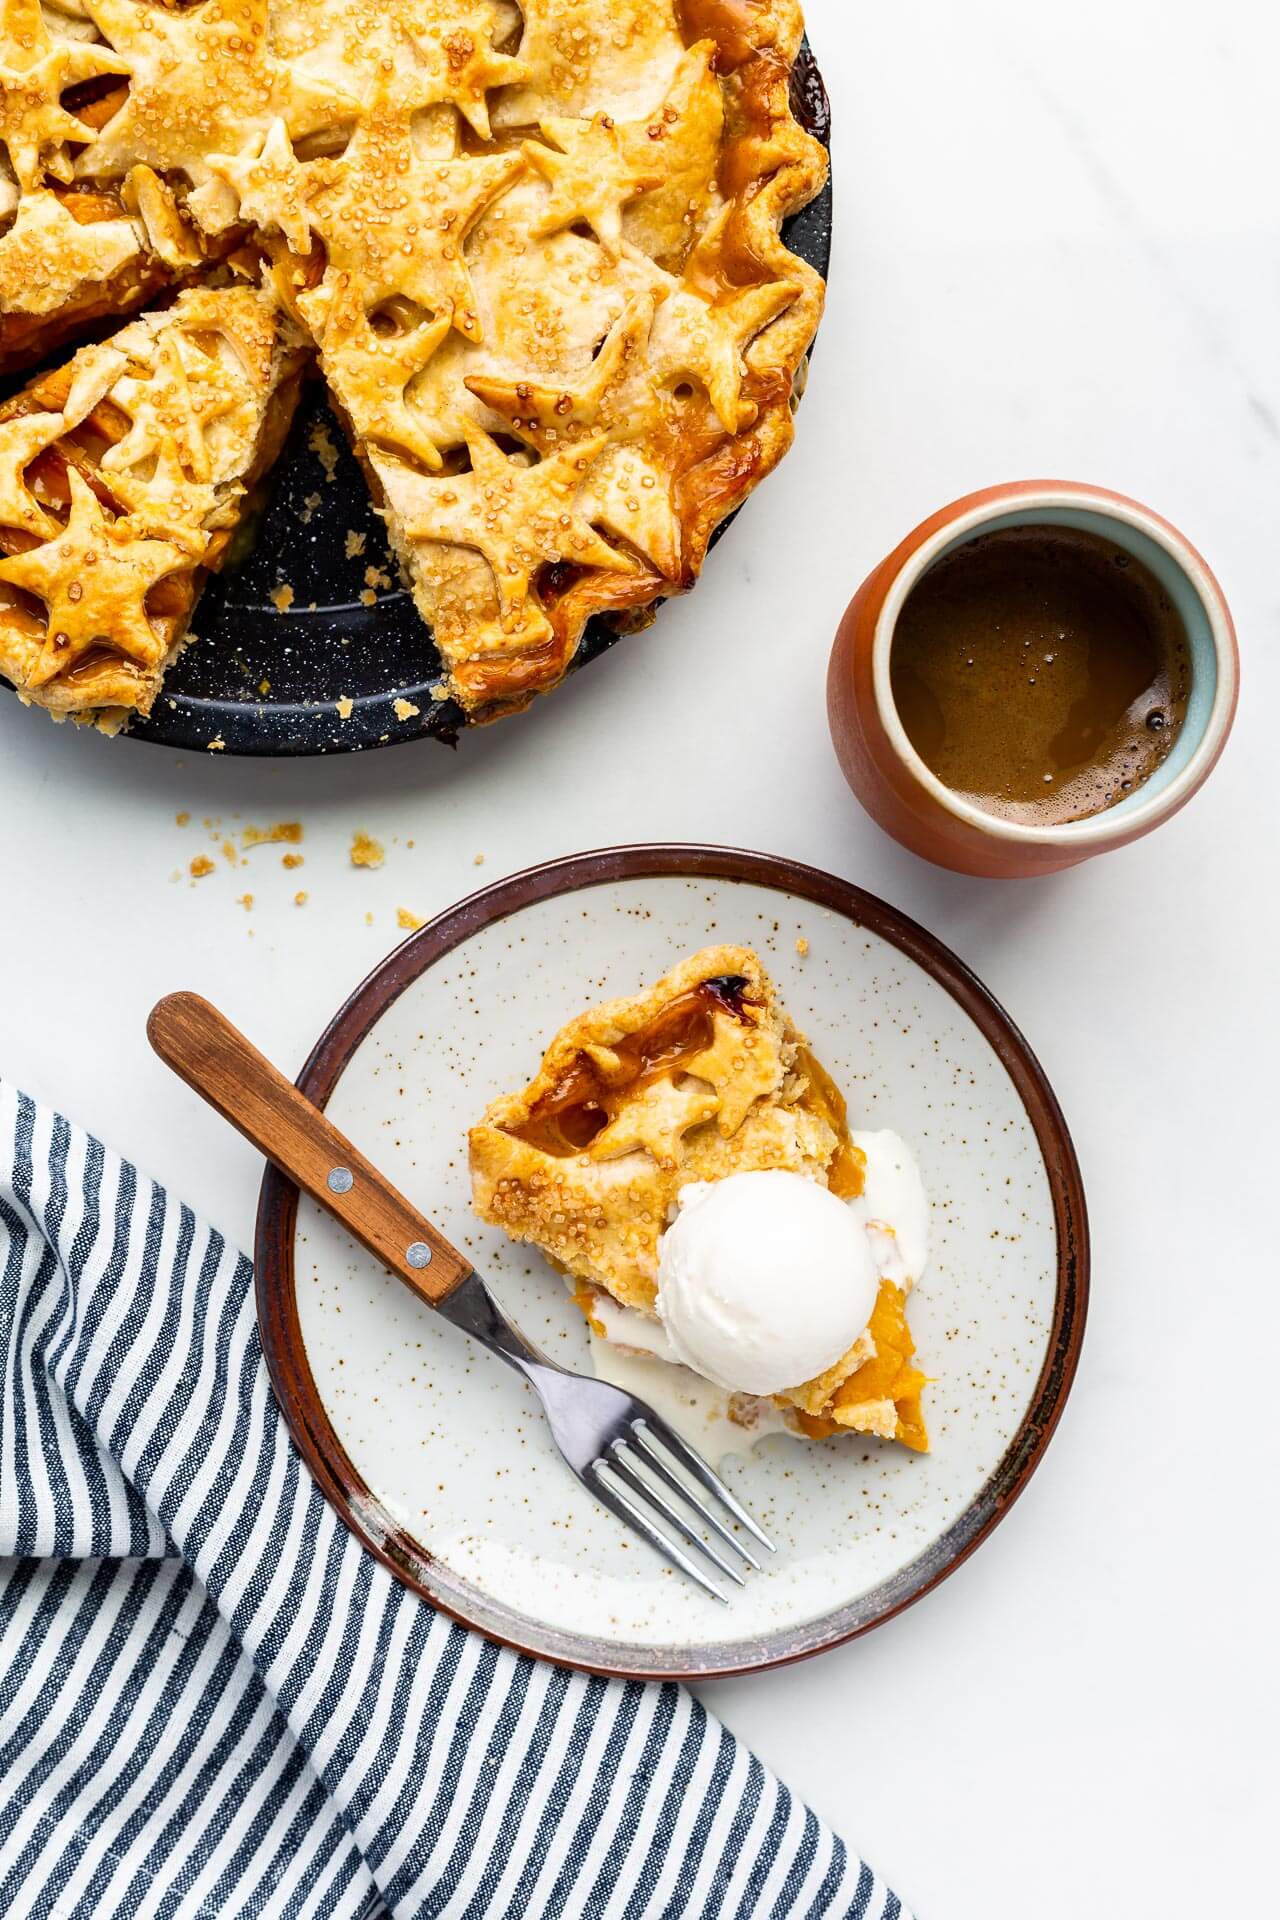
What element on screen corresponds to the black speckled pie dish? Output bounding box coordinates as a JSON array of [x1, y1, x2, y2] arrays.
[[256, 846, 1088, 1681], [95, 46, 832, 758]]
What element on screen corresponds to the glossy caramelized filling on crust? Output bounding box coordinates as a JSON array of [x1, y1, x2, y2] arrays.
[[0, 0, 826, 731], [470, 947, 929, 1451], [512, 972, 754, 1157]]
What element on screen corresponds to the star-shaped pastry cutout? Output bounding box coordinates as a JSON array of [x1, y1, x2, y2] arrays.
[[79, 0, 354, 189], [504, 0, 682, 122], [308, 278, 453, 472], [402, 1, 527, 140], [467, 296, 680, 577], [0, 187, 143, 316], [588, 1077, 721, 1171], [683, 1010, 785, 1136], [0, 409, 65, 538], [102, 434, 219, 550], [303, 100, 526, 343], [164, 282, 281, 393], [465, 293, 657, 449], [648, 278, 798, 434], [363, 327, 479, 468], [102, 330, 242, 484], [399, 420, 633, 628], [205, 118, 313, 254], [0, 467, 189, 686], [0, 0, 130, 192], [523, 112, 663, 258], [579, 443, 682, 582], [60, 344, 130, 431]]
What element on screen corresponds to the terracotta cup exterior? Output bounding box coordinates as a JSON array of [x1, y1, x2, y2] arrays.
[[827, 481, 1240, 878]]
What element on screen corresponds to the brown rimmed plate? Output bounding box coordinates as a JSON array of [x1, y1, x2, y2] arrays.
[[256, 845, 1088, 1679]]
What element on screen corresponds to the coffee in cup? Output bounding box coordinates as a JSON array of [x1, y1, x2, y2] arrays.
[[888, 524, 1190, 827], [826, 481, 1239, 878]]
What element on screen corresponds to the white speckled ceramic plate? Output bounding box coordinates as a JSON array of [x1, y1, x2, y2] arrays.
[[256, 846, 1087, 1678]]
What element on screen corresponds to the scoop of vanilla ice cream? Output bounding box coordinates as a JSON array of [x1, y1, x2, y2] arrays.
[[655, 1171, 879, 1396]]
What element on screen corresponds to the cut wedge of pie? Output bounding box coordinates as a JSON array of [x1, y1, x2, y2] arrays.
[[470, 947, 930, 1450], [0, 281, 306, 727]]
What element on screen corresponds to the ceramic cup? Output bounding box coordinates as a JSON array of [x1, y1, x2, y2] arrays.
[[827, 481, 1239, 877]]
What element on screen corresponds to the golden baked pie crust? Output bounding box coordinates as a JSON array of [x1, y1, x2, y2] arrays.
[[0, 284, 306, 725], [0, 1, 826, 730], [470, 946, 930, 1450]]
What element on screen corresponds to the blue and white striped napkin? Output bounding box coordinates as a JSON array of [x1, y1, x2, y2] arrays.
[[0, 1083, 910, 1919]]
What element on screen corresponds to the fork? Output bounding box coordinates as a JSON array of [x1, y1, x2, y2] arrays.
[[147, 993, 775, 1601]]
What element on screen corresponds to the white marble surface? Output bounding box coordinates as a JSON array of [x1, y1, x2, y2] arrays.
[[1, 1, 1276, 1913]]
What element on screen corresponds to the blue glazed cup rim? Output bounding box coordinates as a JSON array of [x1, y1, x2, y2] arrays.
[[872, 483, 1239, 849]]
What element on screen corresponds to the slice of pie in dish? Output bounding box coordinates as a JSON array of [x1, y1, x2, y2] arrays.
[[0, 281, 306, 730], [470, 946, 930, 1450]]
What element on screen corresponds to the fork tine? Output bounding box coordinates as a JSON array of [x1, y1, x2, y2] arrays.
[[627, 1427, 762, 1570], [633, 1417, 776, 1554], [588, 1462, 729, 1603], [608, 1440, 746, 1587]]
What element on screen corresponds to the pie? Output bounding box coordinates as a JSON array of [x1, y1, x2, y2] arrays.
[[469, 947, 930, 1449], [0, 1, 828, 732], [0, 283, 305, 725]]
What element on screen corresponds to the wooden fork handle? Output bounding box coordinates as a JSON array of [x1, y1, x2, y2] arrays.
[[147, 991, 472, 1308]]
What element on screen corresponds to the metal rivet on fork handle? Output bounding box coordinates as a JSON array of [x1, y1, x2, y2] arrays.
[[327, 1167, 354, 1194], [406, 1242, 433, 1269]]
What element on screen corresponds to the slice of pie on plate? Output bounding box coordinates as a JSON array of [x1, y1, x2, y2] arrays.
[[0, 281, 306, 729], [469, 946, 930, 1450]]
